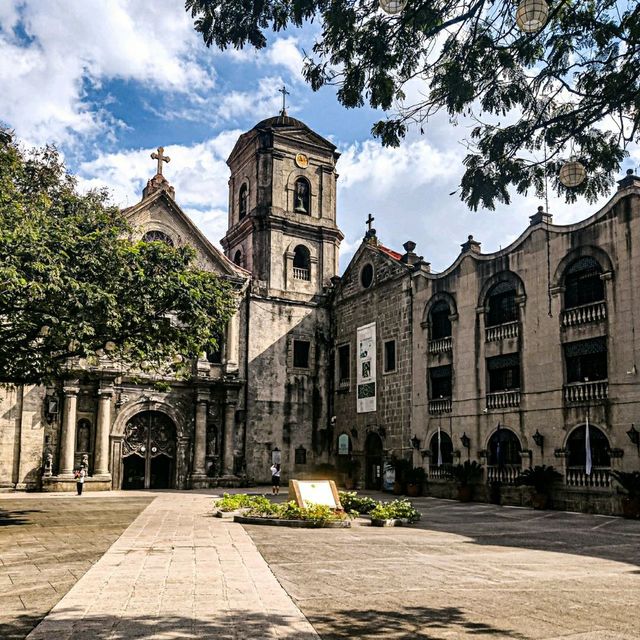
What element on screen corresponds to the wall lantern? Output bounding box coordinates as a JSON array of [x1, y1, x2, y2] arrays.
[[379, 0, 407, 15], [559, 158, 587, 188], [532, 429, 544, 449], [627, 424, 640, 453], [410, 435, 421, 450], [45, 394, 59, 424], [460, 432, 471, 450], [516, 0, 549, 33]]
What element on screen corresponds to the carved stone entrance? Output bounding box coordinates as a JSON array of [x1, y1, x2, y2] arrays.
[[121, 411, 176, 489]]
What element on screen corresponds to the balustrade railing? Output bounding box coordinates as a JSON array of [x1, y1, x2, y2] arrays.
[[486, 464, 522, 485], [485, 321, 519, 342], [563, 380, 608, 403], [428, 397, 452, 414], [486, 389, 521, 409], [565, 466, 610, 488], [429, 464, 454, 480], [293, 267, 310, 281], [429, 336, 452, 354], [561, 301, 606, 328]]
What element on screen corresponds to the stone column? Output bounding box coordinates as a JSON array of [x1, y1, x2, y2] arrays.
[[59, 382, 80, 476], [94, 384, 113, 477], [222, 393, 238, 476], [225, 310, 240, 374], [192, 391, 209, 477]]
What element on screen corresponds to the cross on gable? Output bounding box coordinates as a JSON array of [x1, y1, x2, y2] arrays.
[[278, 85, 290, 116], [151, 147, 170, 176], [366, 213, 375, 231]]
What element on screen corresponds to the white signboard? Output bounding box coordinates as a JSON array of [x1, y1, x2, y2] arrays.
[[338, 433, 350, 456], [357, 322, 377, 413], [290, 480, 341, 509]]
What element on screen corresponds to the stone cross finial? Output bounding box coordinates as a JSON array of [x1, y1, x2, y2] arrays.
[[366, 213, 375, 231], [278, 85, 290, 116], [151, 147, 170, 176]]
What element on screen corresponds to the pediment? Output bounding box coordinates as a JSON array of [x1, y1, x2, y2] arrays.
[[123, 190, 248, 281]]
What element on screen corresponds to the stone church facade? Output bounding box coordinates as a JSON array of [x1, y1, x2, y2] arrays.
[[1, 114, 639, 515]]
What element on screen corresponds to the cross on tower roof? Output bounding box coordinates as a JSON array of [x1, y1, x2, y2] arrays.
[[151, 147, 170, 177], [278, 85, 290, 116], [366, 213, 375, 231]]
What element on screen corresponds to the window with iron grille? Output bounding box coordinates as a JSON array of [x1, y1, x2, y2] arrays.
[[430, 301, 452, 339], [487, 354, 520, 391], [564, 337, 607, 382], [567, 425, 610, 467], [564, 257, 604, 308], [429, 365, 452, 398], [486, 282, 517, 327], [337, 343, 350, 385], [384, 340, 396, 373], [295, 446, 307, 465], [293, 340, 311, 369]]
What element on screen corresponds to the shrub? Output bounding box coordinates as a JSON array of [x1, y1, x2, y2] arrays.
[[611, 471, 640, 499], [514, 466, 562, 494], [215, 493, 273, 512], [447, 461, 483, 487], [370, 499, 421, 523], [338, 491, 377, 515], [407, 467, 427, 485]]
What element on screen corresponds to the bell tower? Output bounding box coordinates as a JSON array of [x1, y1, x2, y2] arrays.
[[221, 113, 343, 299]]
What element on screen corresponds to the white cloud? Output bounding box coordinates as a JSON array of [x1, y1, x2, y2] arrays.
[[265, 37, 305, 79]]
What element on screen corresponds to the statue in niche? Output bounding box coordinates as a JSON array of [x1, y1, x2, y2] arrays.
[[43, 451, 53, 477], [81, 454, 89, 470], [206, 425, 218, 456], [294, 179, 309, 214], [76, 420, 91, 452]]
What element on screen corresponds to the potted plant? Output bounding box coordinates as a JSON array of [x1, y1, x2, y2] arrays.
[[610, 470, 640, 519], [514, 465, 562, 510], [447, 460, 483, 502], [406, 466, 427, 497], [341, 457, 360, 490], [370, 498, 421, 526]]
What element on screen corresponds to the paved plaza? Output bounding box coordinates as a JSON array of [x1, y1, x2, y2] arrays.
[[0, 491, 638, 639]]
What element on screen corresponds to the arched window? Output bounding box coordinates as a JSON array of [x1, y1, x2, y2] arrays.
[[429, 431, 453, 466], [239, 183, 248, 220], [76, 419, 91, 453], [564, 257, 604, 309], [233, 250, 242, 267], [293, 245, 311, 280], [293, 177, 310, 214], [487, 427, 521, 466], [207, 332, 224, 364], [567, 424, 610, 468], [142, 230, 174, 246], [486, 282, 517, 327], [430, 301, 452, 340]]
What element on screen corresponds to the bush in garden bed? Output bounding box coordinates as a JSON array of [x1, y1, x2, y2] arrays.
[[369, 499, 421, 523], [247, 500, 349, 524], [215, 493, 270, 512], [338, 491, 377, 515]]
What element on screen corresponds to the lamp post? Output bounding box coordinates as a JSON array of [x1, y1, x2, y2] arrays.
[[460, 432, 471, 459], [532, 429, 544, 457], [627, 424, 640, 454]]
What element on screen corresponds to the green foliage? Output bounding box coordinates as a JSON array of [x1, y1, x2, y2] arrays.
[[447, 460, 484, 487], [388, 456, 412, 483], [370, 498, 421, 523], [407, 466, 427, 485], [215, 493, 269, 512], [0, 134, 238, 384], [186, 0, 638, 209], [514, 465, 562, 494], [610, 471, 640, 499], [245, 499, 348, 523], [338, 490, 377, 515]]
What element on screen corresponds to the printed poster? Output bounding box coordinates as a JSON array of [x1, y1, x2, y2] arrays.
[[357, 322, 376, 413]]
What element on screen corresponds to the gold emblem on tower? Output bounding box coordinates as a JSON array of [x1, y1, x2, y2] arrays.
[[295, 153, 309, 169]]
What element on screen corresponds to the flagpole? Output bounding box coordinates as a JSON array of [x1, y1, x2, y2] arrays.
[[585, 378, 592, 476]]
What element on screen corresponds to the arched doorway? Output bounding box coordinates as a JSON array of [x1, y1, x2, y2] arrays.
[[487, 427, 521, 484], [429, 431, 453, 477], [122, 411, 176, 490], [365, 432, 383, 490]]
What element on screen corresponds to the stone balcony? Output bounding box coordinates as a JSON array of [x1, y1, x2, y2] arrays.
[[486, 389, 521, 409], [428, 336, 452, 355], [485, 321, 519, 343], [293, 267, 310, 281], [566, 466, 611, 488], [486, 464, 522, 485], [561, 301, 606, 328], [563, 380, 608, 404], [428, 397, 452, 414]]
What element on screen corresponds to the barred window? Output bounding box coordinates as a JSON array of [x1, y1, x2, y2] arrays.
[[487, 354, 520, 391], [486, 282, 517, 326], [430, 301, 452, 339], [564, 337, 607, 382], [429, 365, 452, 398], [564, 257, 604, 308]]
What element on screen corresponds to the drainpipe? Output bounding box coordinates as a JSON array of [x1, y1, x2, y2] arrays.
[[12, 385, 25, 489]]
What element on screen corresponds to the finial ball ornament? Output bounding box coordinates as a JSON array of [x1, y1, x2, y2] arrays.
[[559, 158, 587, 188], [379, 0, 407, 15], [516, 0, 549, 33]]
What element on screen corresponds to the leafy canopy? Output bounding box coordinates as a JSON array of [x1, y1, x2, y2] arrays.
[[0, 134, 238, 384], [186, 0, 639, 210]]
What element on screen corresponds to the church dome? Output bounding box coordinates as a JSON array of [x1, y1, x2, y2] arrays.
[[253, 114, 308, 130]]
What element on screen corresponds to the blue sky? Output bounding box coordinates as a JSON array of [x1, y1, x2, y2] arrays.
[[2, 0, 639, 272]]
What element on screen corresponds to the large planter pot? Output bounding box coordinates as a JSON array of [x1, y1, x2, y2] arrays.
[[621, 497, 640, 519], [531, 492, 549, 510], [393, 481, 404, 495], [457, 485, 472, 502], [406, 483, 422, 497], [371, 518, 407, 527]]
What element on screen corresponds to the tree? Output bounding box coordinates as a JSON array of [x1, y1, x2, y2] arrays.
[[186, 0, 639, 210], [0, 133, 239, 385]]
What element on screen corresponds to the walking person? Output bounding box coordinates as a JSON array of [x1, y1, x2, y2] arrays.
[[75, 466, 86, 496], [270, 462, 281, 495]]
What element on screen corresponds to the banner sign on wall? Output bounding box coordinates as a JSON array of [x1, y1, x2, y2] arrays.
[[356, 322, 377, 413]]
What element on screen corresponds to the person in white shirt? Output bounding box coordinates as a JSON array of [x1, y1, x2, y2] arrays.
[[270, 463, 281, 495]]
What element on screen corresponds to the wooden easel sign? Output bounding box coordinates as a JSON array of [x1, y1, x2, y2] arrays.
[[289, 479, 342, 510]]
